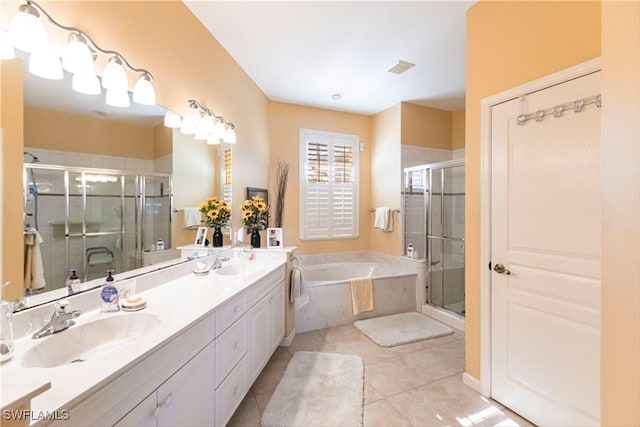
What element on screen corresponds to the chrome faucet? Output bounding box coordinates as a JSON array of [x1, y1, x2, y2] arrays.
[[210, 257, 223, 270], [32, 300, 82, 339]]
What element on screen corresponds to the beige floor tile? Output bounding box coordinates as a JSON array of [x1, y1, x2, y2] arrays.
[[319, 324, 371, 344], [249, 356, 290, 395], [364, 379, 384, 404], [227, 392, 261, 427], [364, 399, 411, 427], [285, 331, 329, 354], [480, 406, 537, 427], [388, 374, 505, 426], [254, 388, 275, 414], [397, 340, 465, 384], [364, 357, 428, 397]]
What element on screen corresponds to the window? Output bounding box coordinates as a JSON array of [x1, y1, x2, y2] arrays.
[[299, 129, 359, 240], [221, 146, 232, 205]]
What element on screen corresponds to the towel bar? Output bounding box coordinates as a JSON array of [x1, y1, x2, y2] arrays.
[[368, 208, 400, 213]]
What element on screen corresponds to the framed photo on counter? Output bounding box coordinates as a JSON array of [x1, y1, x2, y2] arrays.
[[194, 227, 208, 246], [267, 228, 283, 249]]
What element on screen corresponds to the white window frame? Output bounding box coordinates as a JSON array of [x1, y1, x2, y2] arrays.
[[299, 128, 359, 240]]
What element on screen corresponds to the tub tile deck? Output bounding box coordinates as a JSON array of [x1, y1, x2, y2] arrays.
[[228, 323, 537, 427]]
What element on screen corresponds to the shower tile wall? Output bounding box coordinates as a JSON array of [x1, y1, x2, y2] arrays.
[[24, 148, 170, 292]]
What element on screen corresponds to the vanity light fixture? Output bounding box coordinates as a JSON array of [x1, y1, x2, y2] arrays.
[[166, 99, 237, 145], [7, 0, 157, 106]]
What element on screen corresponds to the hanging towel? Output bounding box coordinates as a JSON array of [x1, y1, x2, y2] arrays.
[[24, 229, 46, 291], [350, 277, 373, 315], [290, 266, 309, 311], [183, 207, 202, 229], [374, 207, 394, 232]]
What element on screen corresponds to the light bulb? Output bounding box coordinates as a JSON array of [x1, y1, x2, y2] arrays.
[[8, 4, 47, 53], [62, 33, 94, 74], [195, 115, 215, 140], [105, 89, 130, 108], [206, 134, 221, 145], [214, 120, 226, 140], [164, 110, 182, 128], [180, 106, 200, 135], [102, 56, 128, 92], [28, 46, 63, 80], [72, 70, 101, 95], [223, 126, 237, 144], [132, 73, 156, 106]]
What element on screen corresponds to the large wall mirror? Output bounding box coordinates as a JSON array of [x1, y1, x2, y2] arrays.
[[14, 48, 232, 310]]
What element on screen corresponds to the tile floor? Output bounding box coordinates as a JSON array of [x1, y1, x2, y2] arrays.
[[228, 324, 536, 427]]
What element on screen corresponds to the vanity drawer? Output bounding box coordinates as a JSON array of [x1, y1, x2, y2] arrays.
[[216, 291, 248, 336], [215, 355, 248, 427], [248, 265, 284, 305], [215, 314, 248, 387]]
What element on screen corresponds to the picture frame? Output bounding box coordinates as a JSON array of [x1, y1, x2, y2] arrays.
[[194, 227, 208, 247], [267, 228, 283, 249], [246, 187, 268, 205]]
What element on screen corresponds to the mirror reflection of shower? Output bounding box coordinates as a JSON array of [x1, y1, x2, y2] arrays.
[[404, 159, 465, 317], [24, 151, 41, 230]]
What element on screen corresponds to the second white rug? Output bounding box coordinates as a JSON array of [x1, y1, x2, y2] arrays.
[[261, 351, 364, 427], [354, 312, 454, 347]]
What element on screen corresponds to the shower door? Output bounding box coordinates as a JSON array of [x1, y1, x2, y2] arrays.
[[426, 160, 465, 316]]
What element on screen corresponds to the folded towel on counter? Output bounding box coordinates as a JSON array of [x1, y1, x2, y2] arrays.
[[374, 207, 394, 232], [290, 267, 309, 311], [24, 228, 46, 291], [183, 207, 201, 229], [350, 277, 373, 315]]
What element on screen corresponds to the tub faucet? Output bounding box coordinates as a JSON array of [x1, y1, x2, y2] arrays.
[[32, 300, 82, 339]]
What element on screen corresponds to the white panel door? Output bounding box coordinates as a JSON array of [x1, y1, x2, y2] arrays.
[[491, 71, 601, 426]]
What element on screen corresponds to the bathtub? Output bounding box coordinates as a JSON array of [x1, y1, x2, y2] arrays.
[[295, 251, 421, 333]]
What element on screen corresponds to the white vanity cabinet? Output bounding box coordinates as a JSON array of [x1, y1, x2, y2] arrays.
[[115, 342, 215, 427], [248, 284, 285, 384]]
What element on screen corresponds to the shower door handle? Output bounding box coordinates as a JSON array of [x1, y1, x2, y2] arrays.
[[493, 263, 511, 275]]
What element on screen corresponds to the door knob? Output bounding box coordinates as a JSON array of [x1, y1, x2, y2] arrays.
[[493, 263, 511, 275]]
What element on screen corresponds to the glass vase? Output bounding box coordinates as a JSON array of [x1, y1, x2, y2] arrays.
[[212, 227, 223, 247], [250, 228, 261, 248]]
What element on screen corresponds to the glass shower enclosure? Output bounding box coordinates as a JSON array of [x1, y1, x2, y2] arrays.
[[24, 164, 172, 291], [403, 159, 465, 316]]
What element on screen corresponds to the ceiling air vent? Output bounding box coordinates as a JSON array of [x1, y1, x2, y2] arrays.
[[387, 60, 415, 75]]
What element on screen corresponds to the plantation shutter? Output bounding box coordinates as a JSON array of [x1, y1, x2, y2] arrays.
[[222, 148, 232, 205], [300, 129, 359, 240]]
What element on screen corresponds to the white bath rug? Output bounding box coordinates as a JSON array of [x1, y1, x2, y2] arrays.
[[354, 312, 454, 347], [261, 351, 364, 427]]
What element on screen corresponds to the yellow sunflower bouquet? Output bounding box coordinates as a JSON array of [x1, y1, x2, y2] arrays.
[[241, 196, 269, 230], [198, 197, 231, 229]]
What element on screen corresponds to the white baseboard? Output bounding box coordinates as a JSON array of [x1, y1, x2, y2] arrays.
[[462, 372, 482, 394], [279, 328, 296, 347]]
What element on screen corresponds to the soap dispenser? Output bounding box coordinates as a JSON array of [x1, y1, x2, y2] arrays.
[[100, 270, 119, 312], [66, 268, 80, 295]]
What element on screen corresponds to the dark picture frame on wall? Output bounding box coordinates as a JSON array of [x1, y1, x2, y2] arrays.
[[246, 187, 268, 205]]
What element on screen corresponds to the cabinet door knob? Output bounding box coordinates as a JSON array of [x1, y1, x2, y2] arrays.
[[233, 341, 239, 350], [161, 392, 173, 408]]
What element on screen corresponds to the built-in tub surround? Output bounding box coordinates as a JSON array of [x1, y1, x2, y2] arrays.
[[1, 247, 289, 426], [295, 251, 424, 332]]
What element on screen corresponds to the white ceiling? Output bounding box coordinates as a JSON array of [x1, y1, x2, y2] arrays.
[[185, 1, 475, 116]]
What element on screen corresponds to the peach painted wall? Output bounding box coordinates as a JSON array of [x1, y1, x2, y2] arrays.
[[600, 2, 640, 424], [24, 107, 155, 159], [0, 60, 24, 301], [1, 0, 270, 297], [465, 0, 601, 380], [400, 102, 452, 150], [370, 104, 402, 256], [153, 125, 172, 159], [451, 108, 465, 150], [267, 101, 371, 254]]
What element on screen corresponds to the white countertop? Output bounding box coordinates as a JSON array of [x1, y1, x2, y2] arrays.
[[0, 257, 284, 425]]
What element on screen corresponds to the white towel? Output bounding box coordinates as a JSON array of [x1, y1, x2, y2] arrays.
[[291, 267, 309, 311], [24, 228, 46, 291], [374, 207, 394, 232], [183, 207, 201, 229]]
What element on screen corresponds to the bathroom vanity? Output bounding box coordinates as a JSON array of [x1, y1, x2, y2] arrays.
[[0, 251, 287, 426]]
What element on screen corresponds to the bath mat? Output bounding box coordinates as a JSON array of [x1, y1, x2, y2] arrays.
[[354, 312, 454, 347], [261, 351, 364, 427]]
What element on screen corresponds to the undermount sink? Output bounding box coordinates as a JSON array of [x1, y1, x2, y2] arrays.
[[22, 313, 160, 368], [215, 263, 266, 277]]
